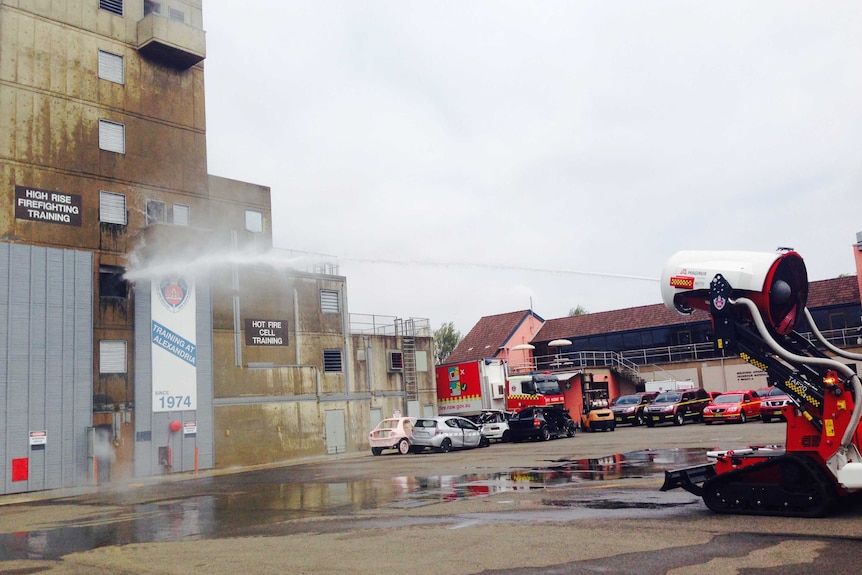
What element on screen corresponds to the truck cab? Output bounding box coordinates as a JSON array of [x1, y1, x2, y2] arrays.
[[506, 374, 565, 410]]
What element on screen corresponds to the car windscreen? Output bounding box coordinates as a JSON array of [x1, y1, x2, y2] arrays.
[[653, 392, 681, 404], [615, 396, 639, 405], [714, 394, 743, 404], [414, 419, 437, 428], [535, 379, 561, 394]]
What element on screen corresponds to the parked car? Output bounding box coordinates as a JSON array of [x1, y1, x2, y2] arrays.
[[644, 388, 711, 426], [701, 390, 761, 424], [508, 406, 577, 442], [368, 417, 416, 455], [759, 386, 794, 423], [411, 416, 489, 453], [476, 409, 513, 443], [610, 392, 658, 426]]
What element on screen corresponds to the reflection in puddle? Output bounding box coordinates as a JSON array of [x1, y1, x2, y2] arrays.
[[384, 447, 708, 507], [0, 448, 709, 561]]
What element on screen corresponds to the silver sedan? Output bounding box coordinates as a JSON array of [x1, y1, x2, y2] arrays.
[[411, 416, 489, 453]]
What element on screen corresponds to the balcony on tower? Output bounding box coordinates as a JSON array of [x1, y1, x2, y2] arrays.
[[137, 1, 206, 69]]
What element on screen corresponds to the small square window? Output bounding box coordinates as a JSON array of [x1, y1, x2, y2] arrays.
[[98, 50, 124, 84], [387, 350, 403, 372], [99, 119, 125, 154], [100, 265, 128, 298], [323, 349, 343, 373], [169, 7, 184, 22], [147, 200, 166, 225], [245, 210, 263, 233], [100, 340, 127, 373], [99, 0, 123, 16], [320, 289, 339, 314], [173, 204, 190, 226], [100, 191, 126, 224], [144, 0, 161, 15]]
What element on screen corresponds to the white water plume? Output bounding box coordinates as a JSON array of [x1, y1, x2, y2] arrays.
[[124, 245, 315, 282]]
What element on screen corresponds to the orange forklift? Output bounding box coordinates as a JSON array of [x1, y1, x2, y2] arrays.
[[579, 373, 616, 432]]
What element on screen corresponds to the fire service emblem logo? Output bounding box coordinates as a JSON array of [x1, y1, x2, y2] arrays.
[[157, 277, 190, 312], [713, 295, 726, 311]]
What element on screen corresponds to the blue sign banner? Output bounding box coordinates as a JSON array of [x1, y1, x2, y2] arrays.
[[152, 320, 196, 366]]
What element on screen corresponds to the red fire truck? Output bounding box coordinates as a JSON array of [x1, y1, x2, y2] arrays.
[[435, 360, 565, 415]]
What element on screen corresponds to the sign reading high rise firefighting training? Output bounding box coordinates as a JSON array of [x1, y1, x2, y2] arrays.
[[151, 276, 197, 412], [15, 185, 82, 226]]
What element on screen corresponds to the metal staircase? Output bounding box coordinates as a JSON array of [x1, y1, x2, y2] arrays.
[[397, 318, 418, 400]]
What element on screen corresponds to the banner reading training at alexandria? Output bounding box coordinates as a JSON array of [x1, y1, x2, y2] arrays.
[[151, 276, 197, 412]]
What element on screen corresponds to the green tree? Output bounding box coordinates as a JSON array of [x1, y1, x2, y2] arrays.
[[433, 321, 462, 365], [568, 305, 588, 316]]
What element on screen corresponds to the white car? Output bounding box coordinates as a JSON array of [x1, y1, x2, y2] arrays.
[[411, 416, 489, 453], [369, 417, 415, 455], [477, 409, 513, 442]]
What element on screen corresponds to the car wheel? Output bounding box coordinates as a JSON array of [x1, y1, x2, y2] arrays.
[[762, 415, 771, 423], [371, 447, 382, 456], [739, 412, 747, 424], [674, 412, 684, 426], [439, 438, 452, 453], [479, 435, 490, 448], [501, 430, 511, 443], [397, 439, 410, 455], [540, 426, 551, 441]]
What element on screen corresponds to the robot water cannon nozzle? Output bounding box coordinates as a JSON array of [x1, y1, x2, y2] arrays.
[[660, 250, 808, 335]]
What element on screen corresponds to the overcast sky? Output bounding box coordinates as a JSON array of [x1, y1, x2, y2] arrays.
[[203, 1, 862, 335]]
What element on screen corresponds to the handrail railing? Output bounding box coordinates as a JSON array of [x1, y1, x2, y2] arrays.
[[349, 314, 432, 337], [515, 326, 861, 375], [619, 326, 862, 366]]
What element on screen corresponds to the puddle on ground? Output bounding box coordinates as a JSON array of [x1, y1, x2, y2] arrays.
[[0, 448, 710, 561]]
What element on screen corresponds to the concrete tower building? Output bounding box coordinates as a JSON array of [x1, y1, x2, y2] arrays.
[[0, 0, 436, 494]]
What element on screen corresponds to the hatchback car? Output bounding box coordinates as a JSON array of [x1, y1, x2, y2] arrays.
[[509, 406, 577, 442], [476, 409, 513, 442], [411, 416, 489, 453], [610, 392, 658, 426], [644, 388, 711, 426], [368, 417, 415, 455], [701, 390, 761, 424], [759, 386, 794, 423]]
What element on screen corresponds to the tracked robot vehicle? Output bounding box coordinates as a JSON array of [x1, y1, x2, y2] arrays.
[[659, 249, 862, 517]]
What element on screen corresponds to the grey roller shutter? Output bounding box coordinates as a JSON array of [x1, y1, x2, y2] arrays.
[[173, 204, 190, 226], [100, 341, 127, 373], [100, 191, 126, 224], [99, 120, 125, 153], [245, 210, 263, 233], [98, 50, 124, 84]]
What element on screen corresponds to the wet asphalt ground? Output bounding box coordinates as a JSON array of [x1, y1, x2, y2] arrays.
[[1, 420, 861, 574]]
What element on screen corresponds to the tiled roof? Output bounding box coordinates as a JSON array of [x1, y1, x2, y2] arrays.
[[807, 275, 860, 307], [535, 275, 859, 343], [536, 304, 710, 342], [445, 309, 544, 364]]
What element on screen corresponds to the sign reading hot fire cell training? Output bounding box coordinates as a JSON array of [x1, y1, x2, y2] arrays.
[[245, 318, 288, 346]]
